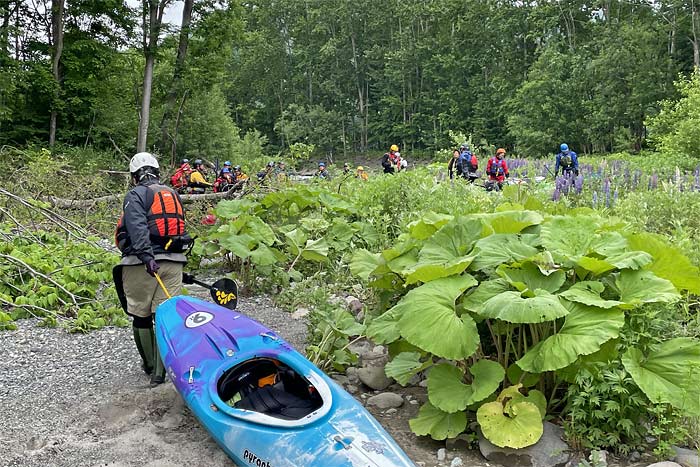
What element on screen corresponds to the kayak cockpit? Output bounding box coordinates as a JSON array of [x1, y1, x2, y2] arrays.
[[217, 358, 325, 422]]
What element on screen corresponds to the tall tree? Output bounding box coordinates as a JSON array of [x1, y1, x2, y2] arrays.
[[49, 0, 65, 147], [137, 0, 170, 153], [160, 0, 194, 162]]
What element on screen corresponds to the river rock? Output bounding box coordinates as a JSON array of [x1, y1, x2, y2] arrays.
[[357, 366, 392, 390], [366, 392, 403, 409], [478, 421, 570, 467], [674, 448, 700, 467], [344, 295, 363, 314], [291, 307, 311, 319], [437, 448, 446, 461]]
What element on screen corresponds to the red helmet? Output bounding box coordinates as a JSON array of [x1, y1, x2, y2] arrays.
[[201, 214, 217, 225]]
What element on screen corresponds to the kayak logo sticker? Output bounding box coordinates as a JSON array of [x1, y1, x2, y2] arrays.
[[361, 440, 386, 455], [185, 311, 214, 328], [243, 449, 272, 467]]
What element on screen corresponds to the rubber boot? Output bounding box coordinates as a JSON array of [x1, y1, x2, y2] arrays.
[[133, 326, 154, 375], [150, 327, 166, 387]]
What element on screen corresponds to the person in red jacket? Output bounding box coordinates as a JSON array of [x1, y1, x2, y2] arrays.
[[486, 148, 509, 190]]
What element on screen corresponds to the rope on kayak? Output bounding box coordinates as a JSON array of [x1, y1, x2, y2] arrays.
[[154, 273, 172, 299]]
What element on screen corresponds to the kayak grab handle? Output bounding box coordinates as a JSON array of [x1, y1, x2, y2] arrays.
[[333, 435, 353, 450]]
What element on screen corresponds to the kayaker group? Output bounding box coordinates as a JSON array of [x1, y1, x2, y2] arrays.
[[446, 142, 579, 191], [171, 159, 250, 194]]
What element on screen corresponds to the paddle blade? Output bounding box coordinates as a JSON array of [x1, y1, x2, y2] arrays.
[[211, 278, 238, 309]]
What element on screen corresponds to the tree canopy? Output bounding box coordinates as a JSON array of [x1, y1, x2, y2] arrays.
[[2, 0, 699, 159]]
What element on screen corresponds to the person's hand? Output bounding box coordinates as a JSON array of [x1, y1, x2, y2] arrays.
[[145, 259, 160, 277], [182, 272, 195, 284]]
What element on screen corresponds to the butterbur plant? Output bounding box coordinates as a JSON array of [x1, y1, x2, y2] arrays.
[[351, 210, 700, 448]]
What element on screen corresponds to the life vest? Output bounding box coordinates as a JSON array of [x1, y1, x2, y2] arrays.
[[560, 153, 573, 168], [115, 184, 186, 251], [488, 157, 506, 177], [170, 164, 191, 189]]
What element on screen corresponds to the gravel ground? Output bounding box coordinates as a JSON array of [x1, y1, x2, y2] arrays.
[[0, 287, 307, 467]]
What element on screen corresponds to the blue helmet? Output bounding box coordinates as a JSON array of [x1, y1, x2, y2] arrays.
[[318, 162, 326, 167], [224, 161, 231, 166], [560, 143, 569, 152]]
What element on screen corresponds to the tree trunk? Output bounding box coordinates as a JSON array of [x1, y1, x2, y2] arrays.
[[49, 0, 65, 147], [137, 0, 169, 153], [160, 0, 194, 161], [693, 0, 700, 71]]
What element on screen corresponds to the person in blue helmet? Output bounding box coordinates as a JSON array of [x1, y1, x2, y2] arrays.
[[555, 143, 579, 177], [316, 162, 331, 180], [219, 161, 232, 178]]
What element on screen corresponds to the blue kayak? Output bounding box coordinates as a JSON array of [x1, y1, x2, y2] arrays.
[[155, 295, 416, 467]]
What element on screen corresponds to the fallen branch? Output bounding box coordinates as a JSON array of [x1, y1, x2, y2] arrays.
[[44, 187, 244, 209]]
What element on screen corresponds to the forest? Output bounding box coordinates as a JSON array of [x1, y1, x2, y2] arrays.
[[3, 0, 700, 160]]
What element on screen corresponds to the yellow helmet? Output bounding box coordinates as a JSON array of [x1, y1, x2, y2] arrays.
[[390, 144, 399, 152], [357, 166, 364, 171]]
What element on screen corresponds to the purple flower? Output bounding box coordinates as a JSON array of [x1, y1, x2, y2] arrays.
[[613, 189, 618, 206], [552, 188, 561, 201], [593, 191, 598, 208], [575, 175, 584, 194]]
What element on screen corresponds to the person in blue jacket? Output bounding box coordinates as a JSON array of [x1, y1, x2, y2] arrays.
[[555, 143, 579, 177]]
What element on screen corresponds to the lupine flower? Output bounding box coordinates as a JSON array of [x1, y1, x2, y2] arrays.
[[613, 189, 618, 207], [574, 175, 584, 194], [552, 188, 561, 201], [593, 191, 598, 208], [650, 172, 658, 190]]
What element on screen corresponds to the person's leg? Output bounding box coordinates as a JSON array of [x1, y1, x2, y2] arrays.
[[149, 261, 184, 386], [132, 315, 155, 375], [122, 265, 158, 377]]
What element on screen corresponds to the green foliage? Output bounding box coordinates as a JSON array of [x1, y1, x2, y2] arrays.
[[0, 230, 125, 331], [350, 207, 700, 448], [647, 74, 700, 159]]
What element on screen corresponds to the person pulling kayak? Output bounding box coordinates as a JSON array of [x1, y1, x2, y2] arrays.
[[113, 152, 192, 387]]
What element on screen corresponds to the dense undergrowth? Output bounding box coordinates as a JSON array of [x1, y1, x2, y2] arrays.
[[1, 146, 700, 459]]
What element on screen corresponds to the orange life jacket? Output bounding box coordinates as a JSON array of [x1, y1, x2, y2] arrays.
[[115, 185, 186, 251]]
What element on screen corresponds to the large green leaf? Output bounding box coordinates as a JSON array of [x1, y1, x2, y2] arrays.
[[301, 237, 330, 262], [407, 212, 454, 240], [540, 216, 598, 261], [220, 233, 254, 259], [384, 352, 432, 386], [558, 281, 622, 308], [284, 228, 307, 255], [428, 360, 505, 413], [349, 249, 383, 280], [461, 279, 511, 313], [470, 234, 539, 271], [622, 338, 700, 415], [242, 215, 276, 245], [249, 244, 279, 266], [589, 231, 628, 257], [627, 233, 700, 294], [477, 398, 543, 448], [403, 217, 482, 284], [395, 275, 480, 360], [576, 256, 616, 276], [497, 262, 566, 295], [409, 402, 468, 440], [516, 302, 625, 373], [605, 251, 653, 270], [215, 199, 259, 218], [478, 210, 544, 234], [616, 270, 680, 307], [366, 310, 401, 344], [480, 290, 569, 324]]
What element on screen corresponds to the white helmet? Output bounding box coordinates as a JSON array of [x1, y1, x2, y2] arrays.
[[129, 152, 159, 173]]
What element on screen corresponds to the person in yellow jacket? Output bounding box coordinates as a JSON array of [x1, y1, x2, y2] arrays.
[[189, 159, 212, 193], [356, 166, 369, 180]]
